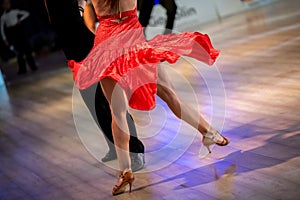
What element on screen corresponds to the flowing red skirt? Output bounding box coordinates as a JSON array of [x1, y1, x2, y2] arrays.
[[74, 8, 220, 110]]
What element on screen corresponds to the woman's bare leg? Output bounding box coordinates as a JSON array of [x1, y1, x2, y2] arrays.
[[157, 66, 212, 136], [100, 78, 131, 171], [157, 66, 229, 156]]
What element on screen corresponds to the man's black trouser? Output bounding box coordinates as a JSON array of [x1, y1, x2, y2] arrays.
[[6, 24, 37, 73], [138, 0, 177, 31], [44, 0, 144, 154]]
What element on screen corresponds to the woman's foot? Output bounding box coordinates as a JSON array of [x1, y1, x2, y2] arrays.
[[112, 170, 135, 196], [199, 129, 230, 158]]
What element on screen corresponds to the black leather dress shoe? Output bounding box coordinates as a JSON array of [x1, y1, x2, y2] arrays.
[[131, 153, 145, 172], [101, 150, 117, 162]]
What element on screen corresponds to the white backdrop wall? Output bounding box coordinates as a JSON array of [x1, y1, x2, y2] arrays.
[[145, 0, 280, 31], [213, 0, 280, 17], [148, 0, 218, 31]]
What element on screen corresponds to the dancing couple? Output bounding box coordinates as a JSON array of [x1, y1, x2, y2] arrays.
[[44, 0, 229, 196]]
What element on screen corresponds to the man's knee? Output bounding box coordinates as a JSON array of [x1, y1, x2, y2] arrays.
[[164, 0, 177, 16]]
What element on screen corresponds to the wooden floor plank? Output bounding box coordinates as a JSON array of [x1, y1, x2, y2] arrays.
[[1, 0, 300, 199]]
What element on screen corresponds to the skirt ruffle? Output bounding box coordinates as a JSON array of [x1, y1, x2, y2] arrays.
[[75, 10, 220, 110]]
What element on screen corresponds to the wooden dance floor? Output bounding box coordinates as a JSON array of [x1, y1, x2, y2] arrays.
[[1, 0, 300, 199]]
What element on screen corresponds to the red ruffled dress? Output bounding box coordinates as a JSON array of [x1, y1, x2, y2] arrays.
[[72, 8, 220, 111]]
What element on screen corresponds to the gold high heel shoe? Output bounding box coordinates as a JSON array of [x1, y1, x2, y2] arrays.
[[199, 130, 230, 158], [112, 170, 135, 196]]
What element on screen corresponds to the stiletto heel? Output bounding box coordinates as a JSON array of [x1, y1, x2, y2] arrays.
[[205, 145, 211, 154], [199, 130, 230, 158], [129, 181, 132, 193], [112, 170, 135, 196]]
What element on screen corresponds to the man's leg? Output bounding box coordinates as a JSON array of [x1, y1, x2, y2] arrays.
[[160, 0, 177, 34], [95, 83, 145, 171], [24, 47, 38, 71], [81, 83, 145, 171], [44, 0, 145, 171], [44, 0, 115, 159], [80, 83, 116, 162], [6, 27, 27, 74], [138, 0, 155, 27], [16, 52, 27, 74], [127, 112, 145, 171]]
